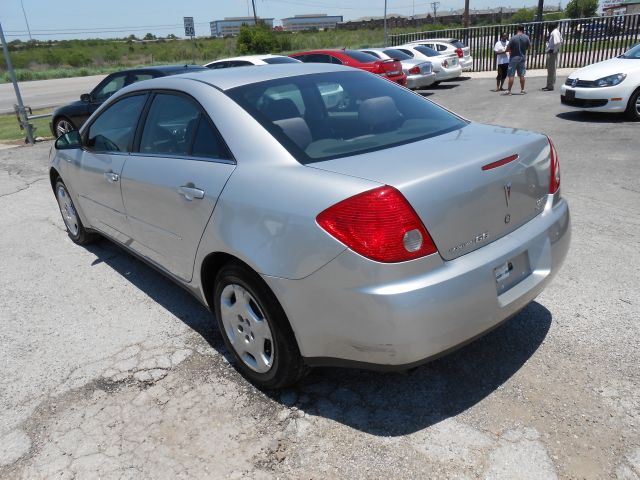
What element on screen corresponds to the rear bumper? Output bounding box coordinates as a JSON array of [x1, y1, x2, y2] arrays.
[[407, 72, 437, 89], [460, 57, 473, 71], [435, 66, 462, 81], [560, 83, 630, 113], [264, 195, 570, 368]]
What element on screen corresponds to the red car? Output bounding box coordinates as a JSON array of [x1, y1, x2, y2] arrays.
[[289, 49, 407, 86]]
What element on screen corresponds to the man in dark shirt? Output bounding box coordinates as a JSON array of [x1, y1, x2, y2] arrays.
[[505, 25, 531, 95]]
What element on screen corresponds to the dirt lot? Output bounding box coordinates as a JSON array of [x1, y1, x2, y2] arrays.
[[0, 73, 638, 479]]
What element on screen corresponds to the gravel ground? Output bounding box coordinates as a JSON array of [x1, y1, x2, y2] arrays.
[[0, 73, 638, 479]]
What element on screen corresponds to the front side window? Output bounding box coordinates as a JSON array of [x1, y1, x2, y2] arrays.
[[227, 71, 466, 164], [302, 54, 332, 63], [383, 49, 412, 61], [92, 74, 127, 102], [86, 94, 147, 152]]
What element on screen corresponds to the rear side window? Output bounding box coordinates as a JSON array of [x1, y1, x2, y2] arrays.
[[86, 94, 147, 153], [139, 93, 230, 160], [227, 71, 466, 164]]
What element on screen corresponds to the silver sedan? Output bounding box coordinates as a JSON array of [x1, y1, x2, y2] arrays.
[[359, 48, 437, 89], [50, 64, 570, 389]]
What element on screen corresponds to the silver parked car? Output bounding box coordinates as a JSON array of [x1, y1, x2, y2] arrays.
[[359, 47, 437, 89], [395, 44, 463, 83], [51, 64, 570, 389]]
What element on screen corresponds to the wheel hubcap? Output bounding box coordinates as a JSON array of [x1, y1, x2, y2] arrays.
[[635, 96, 640, 115], [56, 120, 73, 137], [220, 284, 273, 373], [56, 185, 79, 236]]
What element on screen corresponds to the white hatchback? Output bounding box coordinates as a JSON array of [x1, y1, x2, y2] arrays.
[[409, 38, 473, 72]]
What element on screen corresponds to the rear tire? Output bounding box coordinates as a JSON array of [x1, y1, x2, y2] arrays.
[[213, 262, 308, 389], [625, 89, 640, 121], [432, 81, 441, 87], [54, 179, 95, 245]]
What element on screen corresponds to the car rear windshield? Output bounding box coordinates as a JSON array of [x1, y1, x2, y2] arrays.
[[343, 50, 379, 63], [382, 49, 412, 60], [621, 44, 640, 59], [450, 40, 466, 48], [414, 45, 439, 57], [263, 57, 301, 64], [226, 71, 466, 165]]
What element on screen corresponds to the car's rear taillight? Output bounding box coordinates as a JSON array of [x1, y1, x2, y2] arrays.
[[547, 137, 560, 194], [408, 66, 421, 75], [455, 47, 464, 58], [316, 186, 438, 263], [442, 59, 449, 68], [373, 61, 386, 75]]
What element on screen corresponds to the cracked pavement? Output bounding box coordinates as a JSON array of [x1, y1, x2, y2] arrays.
[[0, 75, 638, 479]]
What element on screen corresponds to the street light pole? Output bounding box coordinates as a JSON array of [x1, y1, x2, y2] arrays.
[[384, 0, 388, 47], [0, 21, 34, 144], [20, 0, 32, 41]]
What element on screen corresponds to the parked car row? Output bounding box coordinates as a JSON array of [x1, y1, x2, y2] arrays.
[[50, 38, 472, 137]]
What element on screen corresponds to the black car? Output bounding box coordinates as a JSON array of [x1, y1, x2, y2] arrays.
[[50, 65, 207, 137]]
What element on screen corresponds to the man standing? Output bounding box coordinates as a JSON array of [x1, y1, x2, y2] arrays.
[[504, 25, 530, 96], [542, 23, 563, 91], [493, 32, 509, 92]]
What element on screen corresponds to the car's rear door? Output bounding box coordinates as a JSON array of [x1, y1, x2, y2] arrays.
[[74, 93, 148, 243], [120, 91, 235, 282]]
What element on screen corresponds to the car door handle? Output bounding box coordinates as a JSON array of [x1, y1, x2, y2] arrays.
[[104, 171, 119, 183], [178, 185, 205, 201]]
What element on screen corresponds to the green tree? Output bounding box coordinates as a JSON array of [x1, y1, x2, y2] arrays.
[[510, 8, 535, 23], [565, 0, 598, 18], [144, 33, 156, 40], [237, 23, 275, 54]]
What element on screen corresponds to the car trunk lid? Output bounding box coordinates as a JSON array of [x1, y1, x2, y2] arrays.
[[309, 123, 552, 261]]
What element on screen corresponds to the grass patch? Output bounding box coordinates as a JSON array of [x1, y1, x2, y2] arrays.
[[0, 109, 52, 142]]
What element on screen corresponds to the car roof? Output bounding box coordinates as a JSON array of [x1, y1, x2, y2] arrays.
[[121, 63, 352, 92]]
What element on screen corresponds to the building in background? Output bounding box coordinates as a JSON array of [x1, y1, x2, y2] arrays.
[[281, 14, 344, 32], [210, 17, 275, 37], [602, 0, 640, 14]]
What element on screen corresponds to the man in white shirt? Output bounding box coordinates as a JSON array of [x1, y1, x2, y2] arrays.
[[493, 32, 509, 92], [542, 23, 563, 91]]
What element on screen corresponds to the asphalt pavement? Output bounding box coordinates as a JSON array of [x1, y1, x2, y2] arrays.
[[0, 73, 638, 479]]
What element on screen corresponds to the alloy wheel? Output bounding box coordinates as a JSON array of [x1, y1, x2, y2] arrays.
[[56, 184, 79, 236]]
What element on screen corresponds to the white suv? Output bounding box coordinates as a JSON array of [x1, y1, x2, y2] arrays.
[[408, 38, 473, 72]]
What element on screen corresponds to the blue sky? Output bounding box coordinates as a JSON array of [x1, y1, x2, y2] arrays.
[[1, 0, 538, 40]]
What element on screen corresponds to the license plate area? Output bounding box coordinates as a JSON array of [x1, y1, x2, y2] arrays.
[[565, 89, 575, 100], [494, 251, 531, 294]]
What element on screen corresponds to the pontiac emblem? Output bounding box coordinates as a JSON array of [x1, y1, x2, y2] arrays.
[[504, 182, 512, 207]]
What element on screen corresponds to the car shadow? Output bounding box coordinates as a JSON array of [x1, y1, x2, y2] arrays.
[[84, 238, 551, 437], [85, 240, 223, 351], [274, 301, 552, 436], [415, 91, 434, 97], [556, 111, 631, 124]]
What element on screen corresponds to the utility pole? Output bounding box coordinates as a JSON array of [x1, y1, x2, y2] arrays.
[[430, 1, 440, 23], [0, 22, 34, 144], [384, 0, 388, 47], [251, 0, 258, 25], [536, 0, 544, 21], [463, 0, 470, 29], [20, 0, 32, 41]]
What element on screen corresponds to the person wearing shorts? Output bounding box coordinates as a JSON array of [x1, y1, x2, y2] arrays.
[[493, 32, 509, 91], [505, 25, 531, 95]]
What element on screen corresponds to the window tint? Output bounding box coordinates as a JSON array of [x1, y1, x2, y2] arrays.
[[382, 49, 412, 60], [361, 50, 381, 59], [228, 61, 253, 67], [87, 94, 146, 153], [130, 73, 154, 83], [140, 94, 200, 156], [227, 71, 466, 165], [92, 74, 127, 102], [208, 61, 229, 69], [414, 45, 439, 57], [343, 50, 378, 63], [397, 48, 414, 58], [191, 119, 228, 159], [331, 56, 343, 64], [303, 54, 332, 63], [263, 56, 301, 64], [450, 40, 466, 48]]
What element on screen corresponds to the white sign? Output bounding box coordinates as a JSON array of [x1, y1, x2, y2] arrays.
[[184, 17, 195, 37]]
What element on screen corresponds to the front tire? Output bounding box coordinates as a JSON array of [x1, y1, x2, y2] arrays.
[[213, 262, 307, 389], [54, 179, 95, 245], [54, 116, 75, 137], [625, 88, 640, 121]]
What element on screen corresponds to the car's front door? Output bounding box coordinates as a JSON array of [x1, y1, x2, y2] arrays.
[[120, 92, 235, 281], [74, 93, 148, 243]]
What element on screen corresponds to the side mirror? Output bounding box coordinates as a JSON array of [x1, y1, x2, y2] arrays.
[[80, 93, 92, 102], [55, 130, 82, 150]]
